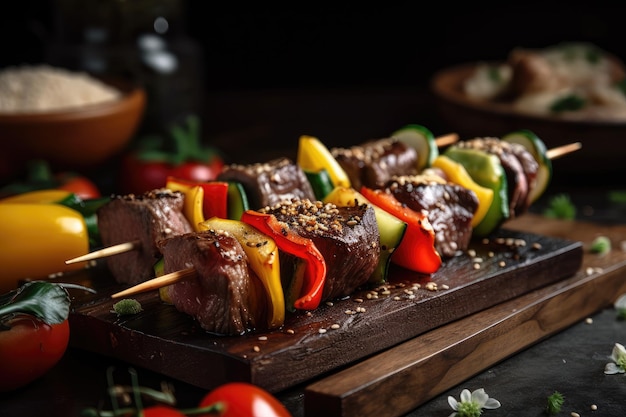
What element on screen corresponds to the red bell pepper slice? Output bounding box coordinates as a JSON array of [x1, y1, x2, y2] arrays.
[[240, 210, 327, 310], [360, 186, 442, 274], [166, 176, 229, 220]]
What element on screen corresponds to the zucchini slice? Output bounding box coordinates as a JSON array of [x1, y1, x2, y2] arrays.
[[391, 124, 438, 171], [227, 182, 249, 221]]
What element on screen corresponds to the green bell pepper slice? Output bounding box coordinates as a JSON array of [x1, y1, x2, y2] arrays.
[[444, 146, 509, 237]]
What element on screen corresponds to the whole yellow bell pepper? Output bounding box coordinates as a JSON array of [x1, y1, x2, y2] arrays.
[[0, 203, 89, 294]]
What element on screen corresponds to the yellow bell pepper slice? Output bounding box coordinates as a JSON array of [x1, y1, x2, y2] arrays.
[[165, 180, 205, 231], [297, 135, 351, 188], [432, 155, 494, 227], [198, 217, 285, 329], [0, 203, 89, 294]]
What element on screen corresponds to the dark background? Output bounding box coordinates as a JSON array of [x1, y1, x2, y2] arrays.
[[1, 1, 625, 187], [3, 1, 624, 91]]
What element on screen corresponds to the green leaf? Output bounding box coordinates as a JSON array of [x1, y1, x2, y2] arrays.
[[0, 281, 70, 325], [543, 194, 576, 220], [550, 95, 586, 113]]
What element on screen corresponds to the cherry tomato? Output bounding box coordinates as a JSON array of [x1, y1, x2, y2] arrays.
[[56, 173, 101, 200], [140, 405, 187, 417], [198, 382, 292, 417], [119, 156, 224, 195], [0, 315, 70, 392]]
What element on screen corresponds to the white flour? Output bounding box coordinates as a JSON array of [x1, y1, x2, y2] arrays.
[[0, 65, 122, 113]]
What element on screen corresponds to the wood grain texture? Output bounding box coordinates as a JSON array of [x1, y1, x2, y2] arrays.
[[304, 214, 626, 417], [64, 217, 582, 394]]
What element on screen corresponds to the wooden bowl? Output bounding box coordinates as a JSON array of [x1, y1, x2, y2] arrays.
[[430, 62, 626, 185], [0, 79, 146, 179]]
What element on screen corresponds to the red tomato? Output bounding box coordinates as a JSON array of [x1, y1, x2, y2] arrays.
[[56, 173, 101, 200], [119, 156, 224, 195], [141, 405, 187, 417], [0, 315, 70, 392], [199, 382, 292, 417]]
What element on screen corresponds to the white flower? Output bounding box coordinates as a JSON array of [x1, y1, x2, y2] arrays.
[[604, 342, 626, 375], [448, 388, 501, 417]]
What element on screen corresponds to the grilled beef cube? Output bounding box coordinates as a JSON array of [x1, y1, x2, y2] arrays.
[[259, 199, 380, 300], [97, 188, 193, 285], [385, 175, 479, 258], [331, 138, 418, 190], [157, 230, 264, 336], [505, 141, 539, 214], [456, 137, 530, 218], [217, 157, 316, 210]]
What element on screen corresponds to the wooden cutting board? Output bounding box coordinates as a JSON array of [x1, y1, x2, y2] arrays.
[[304, 214, 626, 417], [65, 214, 583, 394]]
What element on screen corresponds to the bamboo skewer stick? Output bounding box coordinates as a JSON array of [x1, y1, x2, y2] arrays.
[[65, 240, 141, 265], [546, 142, 582, 160], [434, 133, 459, 147], [111, 267, 197, 299]]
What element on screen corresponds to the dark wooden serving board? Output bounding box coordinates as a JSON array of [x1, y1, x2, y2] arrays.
[[304, 214, 626, 417], [64, 222, 582, 394]]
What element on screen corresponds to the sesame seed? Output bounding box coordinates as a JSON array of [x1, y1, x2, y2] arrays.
[[591, 404, 597, 410], [571, 412, 580, 417], [253, 345, 260, 352], [331, 323, 340, 329], [318, 328, 327, 334], [585, 317, 593, 324], [286, 329, 295, 334], [258, 335, 268, 341]]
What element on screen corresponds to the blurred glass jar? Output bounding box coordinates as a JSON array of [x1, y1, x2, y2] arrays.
[[46, 0, 205, 136]]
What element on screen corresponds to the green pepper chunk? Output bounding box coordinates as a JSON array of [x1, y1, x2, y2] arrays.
[[59, 195, 109, 248], [444, 147, 509, 237], [305, 169, 335, 200]]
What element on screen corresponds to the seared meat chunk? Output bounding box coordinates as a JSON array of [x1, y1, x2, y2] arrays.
[[158, 230, 263, 335], [505, 141, 539, 214], [217, 157, 316, 210], [97, 188, 193, 285], [259, 199, 380, 300], [385, 174, 479, 258], [331, 138, 418, 190]]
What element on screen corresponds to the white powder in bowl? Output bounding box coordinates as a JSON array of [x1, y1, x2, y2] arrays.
[[0, 65, 122, 113]]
